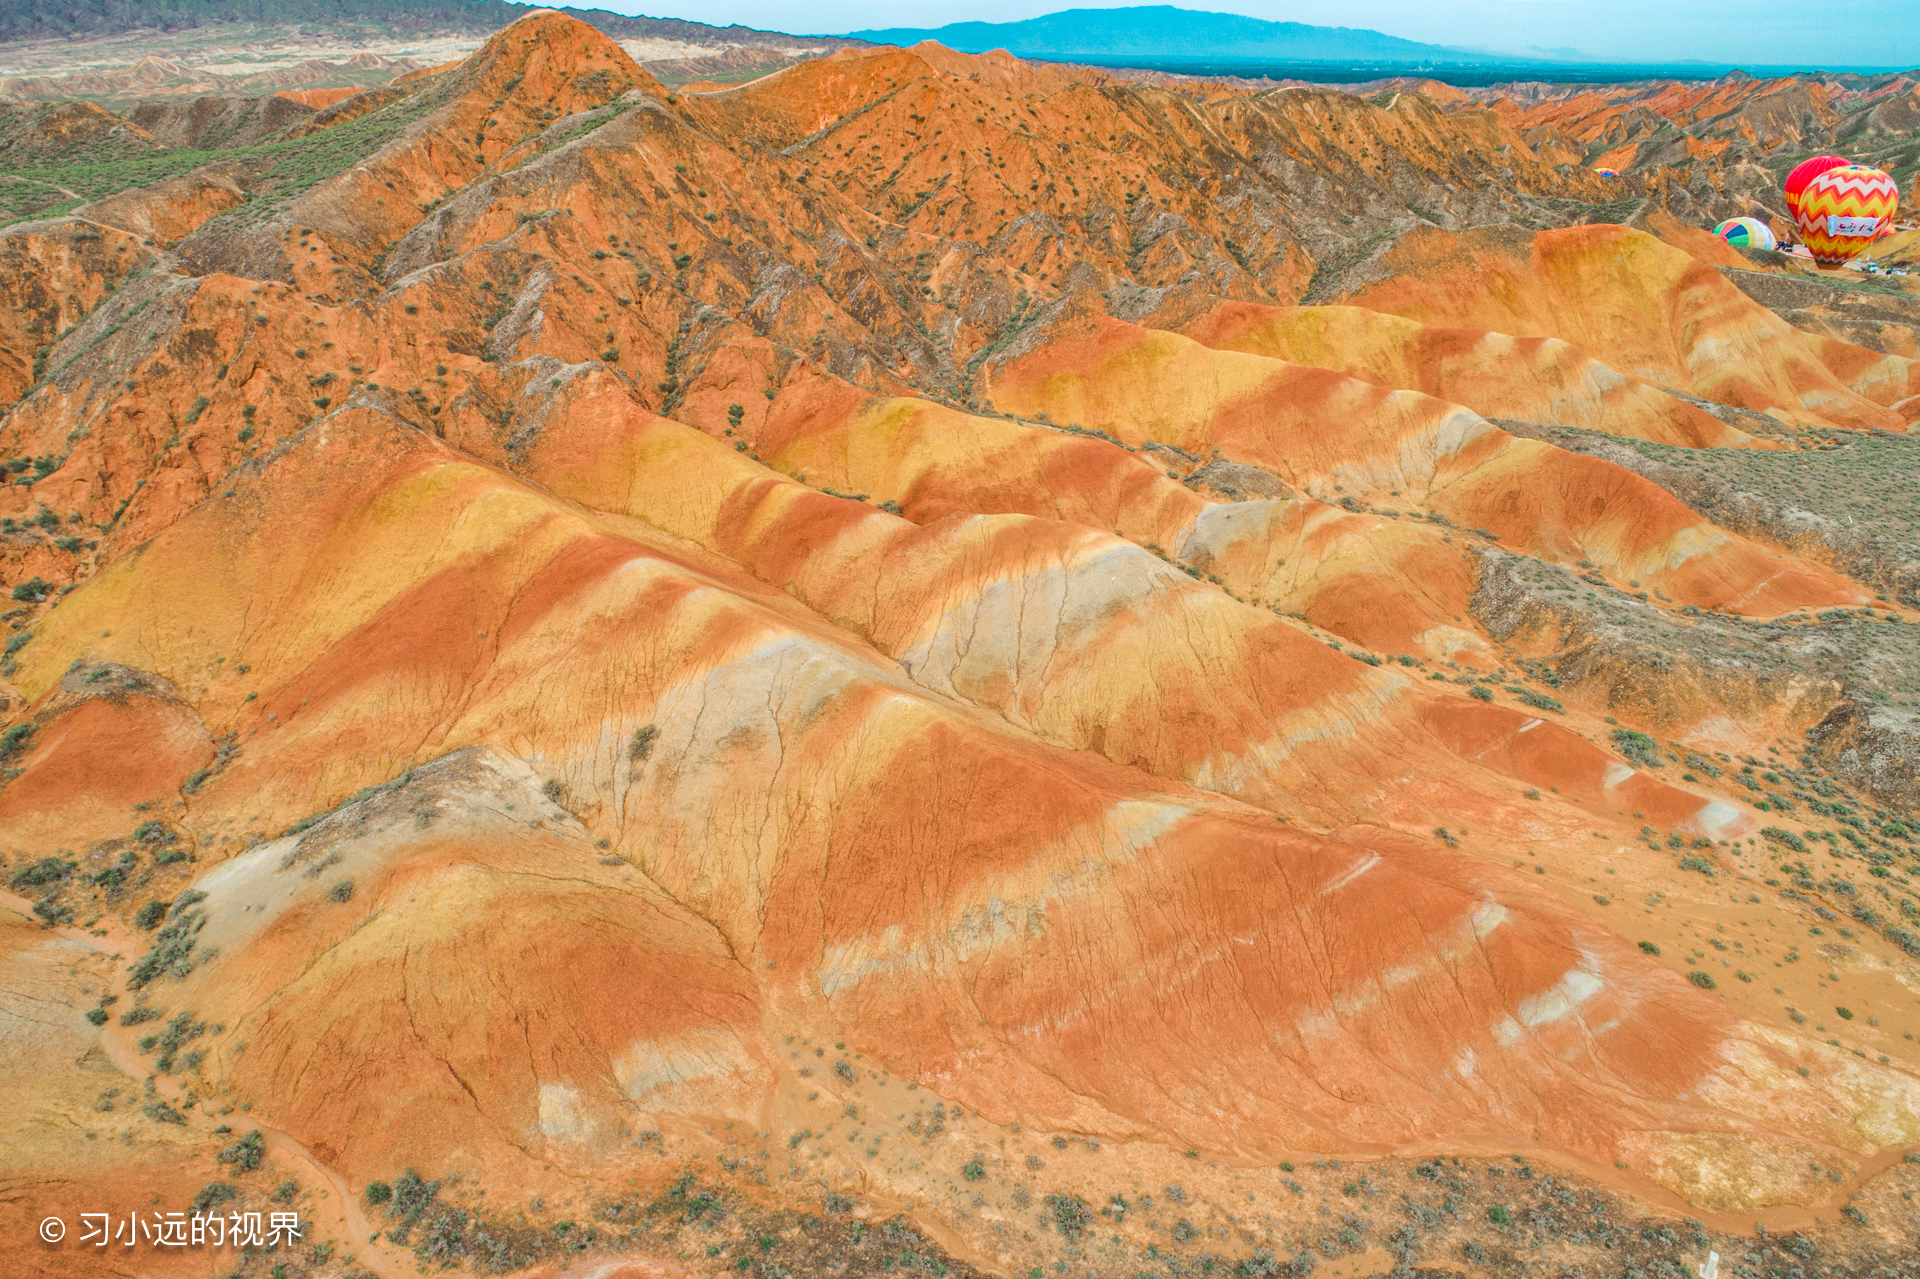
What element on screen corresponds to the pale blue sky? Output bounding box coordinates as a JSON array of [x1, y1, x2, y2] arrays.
[[603, 0, 1920, 68]]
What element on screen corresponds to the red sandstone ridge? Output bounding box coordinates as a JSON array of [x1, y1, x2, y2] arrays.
[[3, 12, 1919, 1277]]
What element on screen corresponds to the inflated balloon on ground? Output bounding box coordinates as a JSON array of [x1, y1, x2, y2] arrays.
[[1712, 217, 1776, 250]]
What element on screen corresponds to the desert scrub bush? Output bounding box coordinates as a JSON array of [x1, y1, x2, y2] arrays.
[[127, 889, 209, 989], [629, 723, 658, 761], [219, 1130, 265, 1172], [366, 1180, 393, 1205], [1468, 684, 1492, 702], [1761, 827, 1809, 853], [91, 851, 137, 891], [1046, 1193, 1091, 1239], [1688, 971, 1717, 989], [9, 855, 73, 889], [1611, 728, 1662, 768], [192, 1182, 236, 1213], [1638, 940, 1661, 955], [151, 1009, 205, 1072], [327, 878, 354, 903], [388, 1168, 442, 1219], [1684, 753, 1722, 777], [1, 721, 39, 762], [961, 1157, 985, 1180]]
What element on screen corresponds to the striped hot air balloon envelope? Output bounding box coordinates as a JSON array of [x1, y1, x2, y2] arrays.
[[1784, 154, 1849, 220], [1796, 165, 1900, 269], [1713, 217, 1777, 251], [1592, 167, 1620, 177]]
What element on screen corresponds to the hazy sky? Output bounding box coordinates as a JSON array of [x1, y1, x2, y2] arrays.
[[601, 0, 1920, 67]]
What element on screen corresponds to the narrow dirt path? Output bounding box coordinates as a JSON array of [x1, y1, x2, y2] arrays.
[[0, 889, 420, 1277]]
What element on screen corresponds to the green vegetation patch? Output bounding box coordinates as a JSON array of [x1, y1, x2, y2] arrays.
[[1, 82, 445, 227]]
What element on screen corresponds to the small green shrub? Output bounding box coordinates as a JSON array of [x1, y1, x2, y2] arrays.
[[1045, 1193, 1091, 1239], [192, 1182, 237, 1213], [8, 856, 73, 889], [387, 1168, 440, 1219], [1611, 728, 1662, 769], [1688, 971, 1717, 990], [1761, 827, 1809, 853], [33, 896, 74, 925], [218, 1130, 266, 1172], [143, 1100, 186, 1124]]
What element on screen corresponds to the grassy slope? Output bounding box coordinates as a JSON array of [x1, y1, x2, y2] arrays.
[[0, 85, 444, 225]]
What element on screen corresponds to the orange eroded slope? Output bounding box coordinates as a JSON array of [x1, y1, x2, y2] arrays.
[[0, 678, 213, 854], [13, 397, 1854, 1196], [5, 12, 1920, 1242], [988, 315, 1866, 616], [520, 378, 1750, 844], [1176, 299, 1744, 446], [1335, 225, 1908, 431], [178, 749, 770, 1185]]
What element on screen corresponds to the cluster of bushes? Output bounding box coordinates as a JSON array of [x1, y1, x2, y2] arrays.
[[126, 889, 208, 988]]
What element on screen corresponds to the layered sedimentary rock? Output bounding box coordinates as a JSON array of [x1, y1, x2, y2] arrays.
[[2, 14, 1918, 1277]]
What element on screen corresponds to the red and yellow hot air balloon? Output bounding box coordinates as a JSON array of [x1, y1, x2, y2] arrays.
[[1796, 164, 1900, 268], [1784, 154, 1849, 221]]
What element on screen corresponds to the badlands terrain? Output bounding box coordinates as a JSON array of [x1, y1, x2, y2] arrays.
[[4, 10, 1920, 1279]]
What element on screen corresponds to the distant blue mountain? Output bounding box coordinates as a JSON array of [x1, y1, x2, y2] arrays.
[[844, 5, 1538, 65]]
